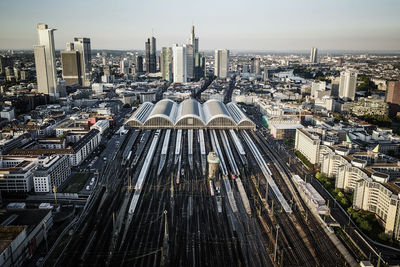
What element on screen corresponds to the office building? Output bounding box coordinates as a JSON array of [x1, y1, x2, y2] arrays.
[[263, 67, 269, 81], [339, 70, 357, 100], [185, 44, 194, 80], [0, 56, 13, 75], [251, 57, 260, 74], [214, 49, 229, 78], [34, 23, 58, 99], [145, 37, 156, 73], [33, 155, 71, 193], [61, 50, 82, 86], [295, 128, 321, 164], [311, 80, 326, 98], [72, 37, 91, 86], [386, 81, 400, 117], [0, 155, 37, 192], [135, 55, 143, 73], [173, 45, 187, 83], [161, 47, 173, 82], [120, 58, 129, 75], [310, 47, 318, 63], [0, 209, 53, 267], [194, 52, 205, 81], [189, 25, 199, 53]]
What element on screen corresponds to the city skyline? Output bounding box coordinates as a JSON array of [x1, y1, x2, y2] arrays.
[[0, 0, 399, 51]]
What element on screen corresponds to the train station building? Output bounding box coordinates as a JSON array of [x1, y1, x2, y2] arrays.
[[126, 99, 256, 129]]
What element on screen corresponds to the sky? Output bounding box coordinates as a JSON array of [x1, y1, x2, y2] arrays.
[[0, 0, 399, 51]]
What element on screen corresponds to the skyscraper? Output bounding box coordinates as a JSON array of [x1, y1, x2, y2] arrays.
[[194, 52, 205, 81], [120, 58, 130, 75], [136, 55, 143, 73], [0, 56, 13, 75], [386, 81, 400, 117], [251, 57, 260, 74], [145, 37, 157, 73], [189, 25, 199, 53], [339, 70, 357, 100], [73, 37, 91, 86], [173, 45, 187, 83], [161, 47, 173, 82], [214, 49, 229, 78], [34, 23, 58, 99], [61, 50, 82, 86], [185, 44, 194, 80], [310, 47, 318, 63]]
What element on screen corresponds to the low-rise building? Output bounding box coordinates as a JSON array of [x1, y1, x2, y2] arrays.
[[33, 155, 71, 193], [70, 129, 101, 166], [0, 155, 38, 192], [0, 209, 53, 267]]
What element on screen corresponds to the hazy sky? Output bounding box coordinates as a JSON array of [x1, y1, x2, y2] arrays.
[[0, 0, 399, 51]]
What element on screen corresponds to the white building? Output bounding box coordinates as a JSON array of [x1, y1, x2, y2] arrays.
[[34, 24, 58, 99], [92, 83, 104, 94], [173, 45, 187, 83], [0, 106, 15, 121], [69, 129, 101, 166], [310, 47, 318, 63], [295, 128, 321, 164], [214, 49, 229, 78], [90, 120, 110, 135], [353, 177, 400, 241], [0, 156, 38, 192], [33, 155, 71, 193], [339, 70, 357, 100], [311, 80, 326, 98]]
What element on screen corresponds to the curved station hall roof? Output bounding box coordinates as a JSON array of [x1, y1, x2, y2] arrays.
[[126, 99, 255, 129]]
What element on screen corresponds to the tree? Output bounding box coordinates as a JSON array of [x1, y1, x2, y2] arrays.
[[360, 220, 372, 232]]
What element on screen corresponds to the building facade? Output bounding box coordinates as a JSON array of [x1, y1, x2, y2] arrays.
[[33, 155, 71, 193], [214, 49, 229, 78], [161, 47, 173, 82], [34, 24, 58, 98], [173, 45, 187, 83], [339, 70, 357, 100]]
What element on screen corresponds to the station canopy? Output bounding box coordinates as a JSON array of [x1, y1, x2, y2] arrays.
[[126, 98, 255, 129]]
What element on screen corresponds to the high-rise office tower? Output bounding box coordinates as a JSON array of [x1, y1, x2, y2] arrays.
[[136, 55, 143, 73], [185, 44, 194, 80], [251, 57, 260, 74], [173, 44, 187, 83], [0, 56, 13, 75], [339, 70, 357, 100], [61, 50, 82, 86], [310, 47, 318, 63], [189, 25, 199, 53], [263, 66, 269, 81], [386, 81, 400, 117], [145, 37, 157, 73], [73, 37, 91, 86], [194, 52, 205, 81], [214, 49, 229, 78], [120, 58, 130, 75], [161, 47, 173, 82], [34, 23, 58, 98]]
